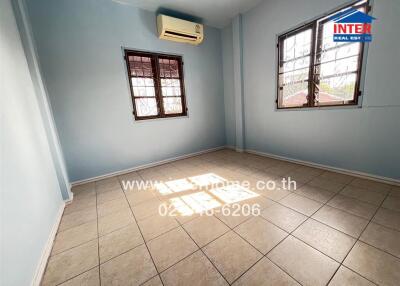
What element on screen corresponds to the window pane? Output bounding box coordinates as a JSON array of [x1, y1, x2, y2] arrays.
[[161, 78, 182, 97], [317, 73, 357, 103], [163, 97, 183, 114], [318, 43, 360, 64], [159, 58, 179, 78], [282, 67, 309, 84], [131, 77, 155, 97], [131, 78, 154, 87], [135, 98, 158, 117], [129, 56, 154, 77], [283, 56, 310, 73], [283, 29, 312, 61], [320, 56, 359, 78], [280, 81, 308, 107], [132, 86, 155, 97]]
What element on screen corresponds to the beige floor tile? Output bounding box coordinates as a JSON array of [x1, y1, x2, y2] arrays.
[[183, 215, 229, 247], [147, 227, 198, 272], [235, 216, 288, 254], [96, 176, 119, 186], [138, 214, 179, 241], [307, 177, 346, 193], [58, 207, 97, 232], [43, 153, 400, 286], [390, 186, 400, 197], [328, 266, 375, 286], [72, 182, 95, 194], [319, 171, 354, 184], [95, 184, 122, 195], [372, 207, 400, 231], [293, 219, 356, 262], [268, 236, 339, 286], [344, 241, 400, 286], [142, 275, 163, 286], [98, 208, 135, 236], [243, 195, 276, 210], [312, 205, 369, 237], [174, 211, 200, 224], [259, 188, 292, 201], [327, 195, 378, 219], [99, 224, 143, 263], [126, 190, 157, 206], [360, 222, 400, 258], [72, 188, 96, 200], [52, 221, 98, 255], [214, 205, 254, 228], [100, 244, 157, 286], [42, 240, 98, 286], [161, 250, 227, 286], [261, 204, 307, 232], [96, 177, 120, 189], [64, 195, 96, 215], [118, 171, 141, 185], [285, 170, 317, 184], [203, 231, 262, 283], [233, 257, 300, 286], [294, 166, 323, 176], [280, 193, 322, 216], [97, 197, 129, 218], [340, 185, 386, 205], [96, 188, 125, 204], [131, 198, 164, 221], [266, 164, 298, 176], [382, 195, 400, 212], [350, 178, 392, 193], [295, 185, 335, 203], [59, 267, 99, 286]]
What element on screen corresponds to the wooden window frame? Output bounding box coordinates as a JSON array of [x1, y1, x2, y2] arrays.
[[124, 49, 188, 120], [276, 0, 369, 110]]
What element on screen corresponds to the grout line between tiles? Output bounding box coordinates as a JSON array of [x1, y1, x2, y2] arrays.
[[63, 151, 398, 286], [118, 173, 166, 286], [53, 265, 100, 286], [174, 216, 232, 285], [325, 186, 391, 286], [240, 176, 352, 286]]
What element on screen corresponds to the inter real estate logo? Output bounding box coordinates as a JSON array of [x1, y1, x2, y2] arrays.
[[330, 8, 376, 42]]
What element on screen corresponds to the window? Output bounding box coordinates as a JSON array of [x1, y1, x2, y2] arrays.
[[124, 50, 187, 120], [277, 0, 369, 109]]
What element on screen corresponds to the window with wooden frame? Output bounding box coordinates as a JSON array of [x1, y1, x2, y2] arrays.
[[124, 50, 187, 120], [277, 0, 369, 109]]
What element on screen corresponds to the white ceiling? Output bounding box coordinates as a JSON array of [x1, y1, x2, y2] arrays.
[[112, 0, 264, 28]]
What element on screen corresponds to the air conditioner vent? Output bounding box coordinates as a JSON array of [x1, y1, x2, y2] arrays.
[[157, 15, 204, 45]]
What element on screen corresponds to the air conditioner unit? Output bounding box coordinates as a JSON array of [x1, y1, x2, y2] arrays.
[[157, 15, 204, 45]]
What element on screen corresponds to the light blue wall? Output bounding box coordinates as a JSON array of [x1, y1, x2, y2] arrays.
[[25, 0, 226, 182], [13, 0, 72, 200], [222, 24, 236, 147], [241, 0, 400, 180], [0, 0, 64, 285]]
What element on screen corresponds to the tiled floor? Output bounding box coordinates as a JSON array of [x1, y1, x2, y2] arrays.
[[42, 149, 400, 286]]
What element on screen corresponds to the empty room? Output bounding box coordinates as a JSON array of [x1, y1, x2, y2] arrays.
[[2, 0, 400, 285]]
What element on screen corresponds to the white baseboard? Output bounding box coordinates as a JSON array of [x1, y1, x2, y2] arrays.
[[225, 145, 244, 152], [31, 203, 65, 286], [246, 148, 400, 186], [71, 146, 225, 186], [65, 191, 73, 205]]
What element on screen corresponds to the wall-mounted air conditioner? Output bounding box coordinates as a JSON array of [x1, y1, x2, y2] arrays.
[[157, 15, 204, 45]]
